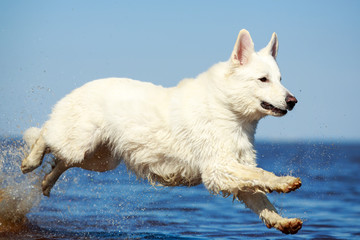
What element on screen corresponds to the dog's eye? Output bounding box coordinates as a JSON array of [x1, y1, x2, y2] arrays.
[[259, 77, 269, 82]]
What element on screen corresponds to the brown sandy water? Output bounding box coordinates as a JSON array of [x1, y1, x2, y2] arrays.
[[0, 138, 42, 234]]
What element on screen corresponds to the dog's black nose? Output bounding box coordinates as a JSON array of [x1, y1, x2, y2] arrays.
[[285, 95, 298, 110]]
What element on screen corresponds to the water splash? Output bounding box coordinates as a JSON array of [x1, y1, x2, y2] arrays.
[[0, 137, 42, 233]]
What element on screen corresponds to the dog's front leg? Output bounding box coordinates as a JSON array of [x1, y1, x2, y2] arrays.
[[238, 191, 302, 234], [241, 164, 302, 193], [202, 161, 301, 194]]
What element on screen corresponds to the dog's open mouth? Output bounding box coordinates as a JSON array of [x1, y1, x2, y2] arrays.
[[261, 101, 287, 116]]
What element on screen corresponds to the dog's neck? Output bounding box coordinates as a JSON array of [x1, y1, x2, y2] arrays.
[[193, 62, 259, 165]]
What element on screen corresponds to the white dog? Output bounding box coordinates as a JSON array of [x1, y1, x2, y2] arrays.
[[21, 29, 302, 234]]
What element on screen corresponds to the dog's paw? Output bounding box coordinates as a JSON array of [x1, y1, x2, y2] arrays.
[[275, 177, 301, 193], [21, 158, 40, 174], [270, 218, 302, 234], [41, 177, 53, 197], [41, 182, 51, 197]]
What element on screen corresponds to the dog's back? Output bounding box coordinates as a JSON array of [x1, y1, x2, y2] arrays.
[[43, 78, 169, 163]]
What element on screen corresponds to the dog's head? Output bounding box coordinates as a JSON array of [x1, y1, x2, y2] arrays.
[[223, 29, 297, 120]]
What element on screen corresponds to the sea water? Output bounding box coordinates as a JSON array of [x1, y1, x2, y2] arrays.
[[0, 137, 359, 239]]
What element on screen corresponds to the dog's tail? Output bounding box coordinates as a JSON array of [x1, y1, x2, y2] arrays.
[[23, 127, 41, 147]]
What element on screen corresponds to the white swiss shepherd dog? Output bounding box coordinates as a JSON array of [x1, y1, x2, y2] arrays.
[[21, 29, 302, 234]]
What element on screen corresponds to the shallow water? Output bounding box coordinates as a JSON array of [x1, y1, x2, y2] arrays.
[[0, 137, 359, 239]]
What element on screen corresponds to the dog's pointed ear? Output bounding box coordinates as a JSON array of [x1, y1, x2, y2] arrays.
[[231, 29, 254, 66], [264, 32, 278, 59]]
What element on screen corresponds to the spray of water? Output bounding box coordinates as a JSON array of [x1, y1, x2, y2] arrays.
[[0, 138, 43, 233]]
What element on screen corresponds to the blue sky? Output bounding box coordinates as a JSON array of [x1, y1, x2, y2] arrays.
[[1, 0, 359, 141]]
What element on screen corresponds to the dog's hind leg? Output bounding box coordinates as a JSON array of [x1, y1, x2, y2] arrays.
[[238, 191, 302, 234], [21, 134, 50, 174], [42, 158, 69, 197]]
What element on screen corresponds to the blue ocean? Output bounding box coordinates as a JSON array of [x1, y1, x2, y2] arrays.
[[0, 137, 359, 240]]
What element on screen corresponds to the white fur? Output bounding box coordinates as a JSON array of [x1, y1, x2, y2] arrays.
[[21, 30, 302, 234], [23, 127, 41, 148]]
